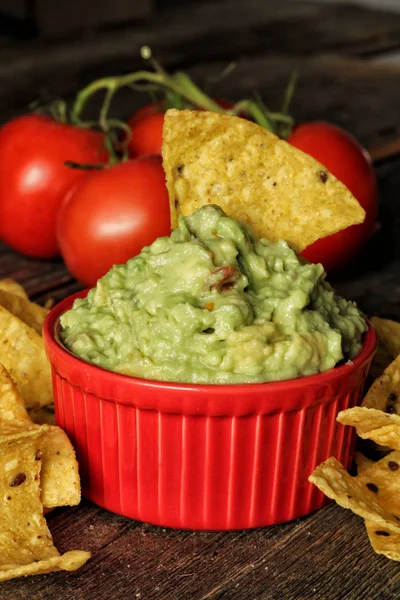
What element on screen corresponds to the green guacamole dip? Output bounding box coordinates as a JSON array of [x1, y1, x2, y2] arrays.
[[60, 205, 367, 384]]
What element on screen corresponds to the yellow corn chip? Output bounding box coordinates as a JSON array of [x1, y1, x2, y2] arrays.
[[0, 550, 90, 582], [0, 278, 29, 300], [0, 432, 89, 581], [365, 521, 400, 562], [0, 362, 31, 425], [0, 364, 88, 581], [0, 288, 49, 335], [162, 109, 365, 252], [352, 451, 400, 516], [337, 407, 400, 451], [0, 433, 58, 565], [0, 365, 80, 508], [371, 317, 400, 360], [0, 305, 52, 409], [39, 426, 81, 508], [309, 457, 400, 533], [354, 451, 375, 475], [362, 354, 400, 414]]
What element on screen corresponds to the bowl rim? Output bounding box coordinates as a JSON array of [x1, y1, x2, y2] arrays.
[[43, 289, 377, 397]]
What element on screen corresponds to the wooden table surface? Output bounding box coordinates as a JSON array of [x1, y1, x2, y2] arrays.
[[1, 1, 400, 598]]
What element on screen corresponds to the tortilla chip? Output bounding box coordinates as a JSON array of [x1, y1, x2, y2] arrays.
[[0, 432, 89, 581], [362, 354, 400, 415], [162, 109, 365, 252], [365, 521, 400, 562], [0, 364, 88, 581], [39, 426, 80, 508], [0, 365, 79, 508], [0, 288, 49, 335], [0, 362, 32, 426], [355, 451, 375, 475], [353, 451, 400, 515], [337, 407, 400, 451], [0, 433, 58, 566], [309, 457, 400, 533], [0, 305, 52, 409], [0, 550, 90, 582], [371, 317, 400, 360], [0, 278, 29, 300]]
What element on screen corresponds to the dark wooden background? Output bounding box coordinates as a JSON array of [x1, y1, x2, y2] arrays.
[[1, 1, 400, 598]]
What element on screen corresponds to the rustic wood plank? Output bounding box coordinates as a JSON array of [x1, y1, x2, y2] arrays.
[[0, 0, 399, 122], [183, 54, 400, 152], [0, 501, 398, 599]]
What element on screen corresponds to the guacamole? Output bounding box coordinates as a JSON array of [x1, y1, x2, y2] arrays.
[[60, 205, 367, 384]]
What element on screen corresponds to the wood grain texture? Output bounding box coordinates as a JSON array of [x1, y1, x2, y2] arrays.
[[0, 1, 399, 598], [1, 501, 400, 599]]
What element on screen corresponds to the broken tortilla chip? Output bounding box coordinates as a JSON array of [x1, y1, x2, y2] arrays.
[[355, 450, 375, 475], [0, 364, 88, 580], [0, 305, 52, 409], [362, 354, 400, 414], [365, 521, 400, 562], [162, 109, 365, 252], [0, 288, 49, 335], [352, 451, 400, 516], [39, 426, 81, 508], [309, 457, 400, 534], [337, 407, 400, 451], [0, 364, 80, 508], [0, 550, 90, 582], [0, 362, 32, 426], [0, 278, 29, 300], [371, 317, 400, 360]]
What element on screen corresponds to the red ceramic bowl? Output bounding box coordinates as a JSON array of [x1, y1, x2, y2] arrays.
[[43, 290, 376, 530]]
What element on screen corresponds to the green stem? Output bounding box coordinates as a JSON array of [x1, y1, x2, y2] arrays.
[[71, 72, 164, 124], [70, 69, 224, 126], [230, 100, 276, 133]]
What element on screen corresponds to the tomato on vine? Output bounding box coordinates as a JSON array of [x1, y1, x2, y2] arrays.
[[57, 157, 171, 287], [0, 115, 108, 258], [289, 122, 378, 271]]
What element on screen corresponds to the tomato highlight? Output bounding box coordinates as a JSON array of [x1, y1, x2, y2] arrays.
[[57, 157, 171, 286], [0, 115, 108, 259]]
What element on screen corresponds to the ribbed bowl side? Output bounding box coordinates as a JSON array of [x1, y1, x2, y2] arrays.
[[52, 369, 365, 529]]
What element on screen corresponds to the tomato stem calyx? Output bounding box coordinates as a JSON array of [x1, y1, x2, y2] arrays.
[[64, 160, 105, 171]]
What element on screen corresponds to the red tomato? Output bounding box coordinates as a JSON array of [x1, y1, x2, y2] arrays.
[[57, 157, 171, 286], [288, 122, 378, 271], [128, 112, 165, 158], [127, 99, 235, 158], [0, 115, 108, 258]]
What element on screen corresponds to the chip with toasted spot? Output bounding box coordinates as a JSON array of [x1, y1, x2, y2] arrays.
[[309, 457, 400, 534], [362, 354, 400, 415], [365, 521, 400, 562], [0, 364, 88, 581], [162, 109, 365, 252]]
